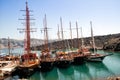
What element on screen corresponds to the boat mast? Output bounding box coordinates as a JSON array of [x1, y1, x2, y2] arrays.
[[57, 24, 60, 49], [76, 21, 79, 48], [25, 1, 31, 54], [60, 17, 64, 41], [60, 17, 66, 50], [0, 38, 2, 54], [43, 14, 49, 50], [80, 27, 84, 48], [69, 21, 73, 49], [18, 1, 36, 54], [57, 24, 61, 40], [8, 37, 10, 55], [90, 21, 96, 53]]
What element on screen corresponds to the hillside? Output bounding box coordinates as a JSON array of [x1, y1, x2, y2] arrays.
[[31, 33, 120, 51], [103, 38, 120, 51], [1, 33, 120, 51], [0, 38, 45, 49], [0, 38, 24, 49]]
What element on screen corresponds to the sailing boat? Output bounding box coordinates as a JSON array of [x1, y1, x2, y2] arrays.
[[55, 18, 73, 68], [86, 21, 106, 62], [18, 1, 39, 75], [71, 22, 86, 64], [80, 27, 91, 56], [0, 61, 18, 77], [0, 39, 6, 61], [0, 37, 19, 78], [39, 14, 55, 72], [4, 37, 20, 61]]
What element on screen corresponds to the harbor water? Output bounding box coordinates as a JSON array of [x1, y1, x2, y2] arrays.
[[1, 48, 120, 80]]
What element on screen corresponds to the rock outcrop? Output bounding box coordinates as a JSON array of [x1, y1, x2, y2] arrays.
[[103, 38, 120, 51]]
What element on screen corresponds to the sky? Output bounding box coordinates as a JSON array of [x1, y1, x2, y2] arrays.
[[0, 0, 120, 40]]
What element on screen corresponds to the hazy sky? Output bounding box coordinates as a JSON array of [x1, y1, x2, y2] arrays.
[[0, 0, 120, 40]]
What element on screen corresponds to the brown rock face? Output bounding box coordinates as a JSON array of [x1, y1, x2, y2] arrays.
[[103, 38, 120, 51], [30, 33, 120, 51]]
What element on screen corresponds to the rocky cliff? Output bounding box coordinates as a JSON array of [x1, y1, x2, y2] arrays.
[[1, 33, 120, 51], [31, 33, 120, 51], [103, 38, 120, 51]]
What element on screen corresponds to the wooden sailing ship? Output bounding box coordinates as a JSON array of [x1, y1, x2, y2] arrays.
[[0, 37, 19, 79], [86, 21, 106, 62], [17, 1, 39, 76], [70, 22, 86, 65], [0, 61, 18, 77], [39, 15, 55, 72], [55, 18, 73, 68], [4, 37, 20, 61], [55, 51, 73, 68]]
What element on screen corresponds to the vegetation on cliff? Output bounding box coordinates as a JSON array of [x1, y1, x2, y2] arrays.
[[103, 37, 120, 51], [1, 33, 120, 51], [31, 33, 120, 51]]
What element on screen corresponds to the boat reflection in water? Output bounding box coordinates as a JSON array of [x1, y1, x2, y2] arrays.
[[57, 66, 74, 80], [73, 64, 92, 80], [30, 67, 58, 80], [87, 62, 115, 80]]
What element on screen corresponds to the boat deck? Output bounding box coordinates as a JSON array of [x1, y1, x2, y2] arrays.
[[40, 58, 56, 62]]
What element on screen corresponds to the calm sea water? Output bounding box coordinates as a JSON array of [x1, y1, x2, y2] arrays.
[[2, 48, 120, 80]]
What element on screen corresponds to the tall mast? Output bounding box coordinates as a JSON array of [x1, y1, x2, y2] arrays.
[[0, 38, 2, 54], [76, 21, 79, 48], [90, 21, 95, 53], [60, 17, 64, 40], [60, 17, 65, 50], [57, 24, 61, 40], [25, 1, 30, 54], [69, 21, 73, 49], [8, 37, 10, 55], [43, 14, 49, 50], [80, 27, 84, 48], [18, 1, 36, 54]]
